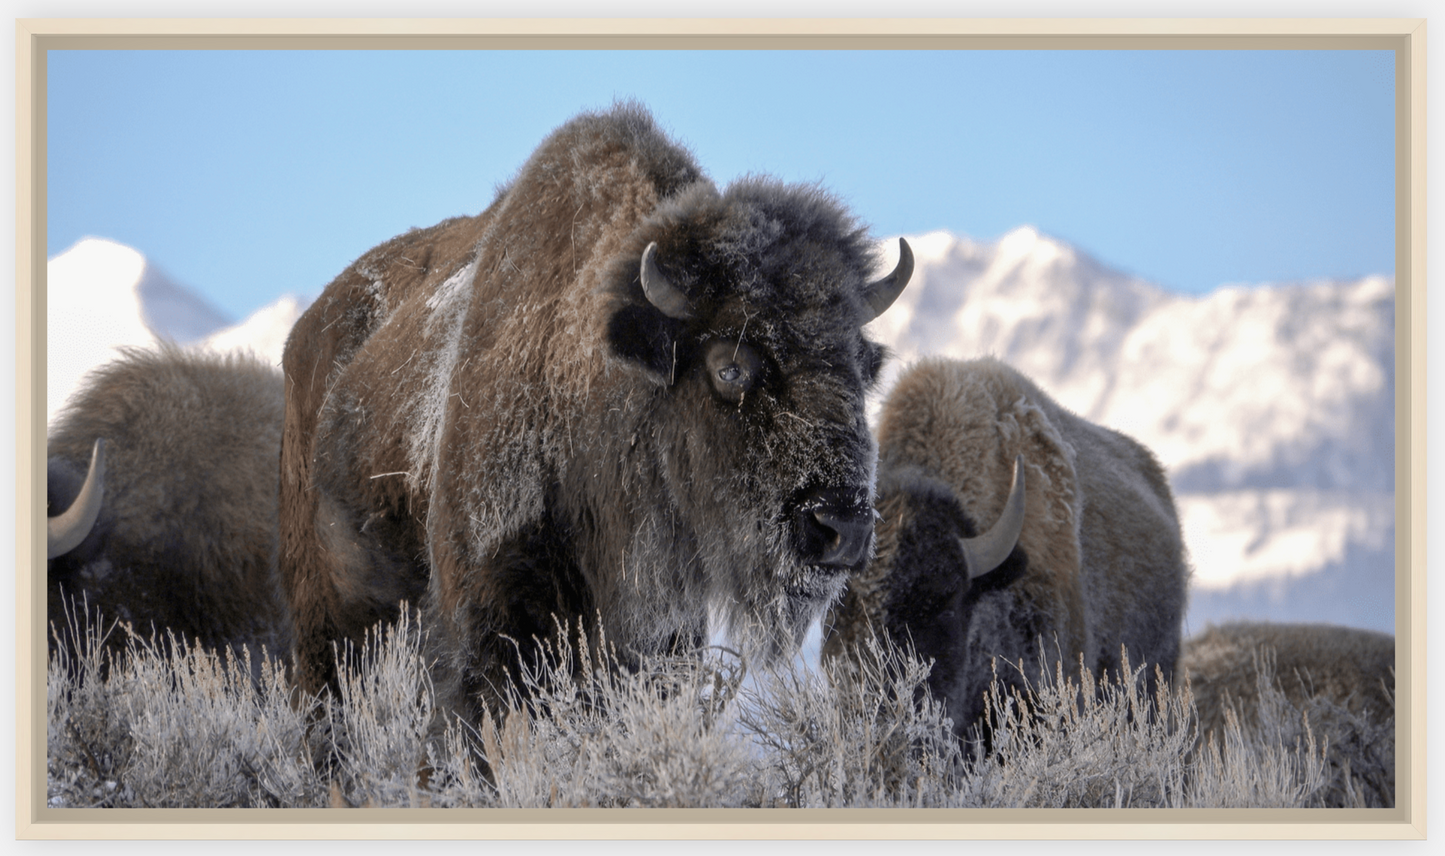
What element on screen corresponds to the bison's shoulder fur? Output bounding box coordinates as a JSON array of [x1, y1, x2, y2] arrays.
[[826, 356, 1189, 741], [47, 344, 289, 661]]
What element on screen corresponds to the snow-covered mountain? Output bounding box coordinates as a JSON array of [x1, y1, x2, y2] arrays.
[[198, 293, 310, 363], [867, 227, 1395, 635], [46, 233, 1396, 636], [46, 238, 308, 424]]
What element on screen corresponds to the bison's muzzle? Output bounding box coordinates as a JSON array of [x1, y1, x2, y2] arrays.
[[792, 486, 874, 571]]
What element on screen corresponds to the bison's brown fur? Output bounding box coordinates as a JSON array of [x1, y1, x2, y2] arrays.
[[46, 344, 290, 663], [1182, 620, 1395, 807], [280, 104, 907, 724], [825, 356, 1189, 745]]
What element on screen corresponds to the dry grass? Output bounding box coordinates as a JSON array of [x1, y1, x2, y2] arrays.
[[955, 654, 1197, 808], [424, 623, 758, 808], [46, 608, 1374, 810]]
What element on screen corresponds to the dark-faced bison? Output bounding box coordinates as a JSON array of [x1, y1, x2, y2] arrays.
[[279, 104, 913, 723], [46, 344, 291, 663], [1182, 620, 1395, 807], [824, 356, 1189, 747]]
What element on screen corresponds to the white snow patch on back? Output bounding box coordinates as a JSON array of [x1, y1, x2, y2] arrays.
[[405, 256, 480, 494]]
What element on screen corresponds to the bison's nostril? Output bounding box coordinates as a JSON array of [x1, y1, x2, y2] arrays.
[[809, 507, 873, 569], [790, 487, 874, 569]]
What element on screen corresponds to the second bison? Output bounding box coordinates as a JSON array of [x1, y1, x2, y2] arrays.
[[280, 104, 913, 724], [47, 344, 290, 665], [824, 356, 1189, 747]]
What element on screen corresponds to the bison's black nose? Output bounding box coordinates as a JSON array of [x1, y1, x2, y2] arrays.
[[794, 488, 874, 569]]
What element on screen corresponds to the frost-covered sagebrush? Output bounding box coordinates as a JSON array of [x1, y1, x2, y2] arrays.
[[48, 611, 1360, 809]]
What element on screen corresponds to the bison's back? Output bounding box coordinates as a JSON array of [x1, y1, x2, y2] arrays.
[[1183, 621, 1395, 735], [278, 209, 497, 694], [277, 104, 711, 703]]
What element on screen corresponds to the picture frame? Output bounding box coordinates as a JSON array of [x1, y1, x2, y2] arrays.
[[13, 16, 1427, 840]]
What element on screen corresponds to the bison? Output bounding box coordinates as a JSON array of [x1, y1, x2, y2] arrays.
[[46, 344, 291, 665], [279, 103, 913, 724], [1181, 621, 1395, 807], [823, 356, 1189, 749]]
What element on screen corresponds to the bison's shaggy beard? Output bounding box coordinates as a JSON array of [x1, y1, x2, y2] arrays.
[[694, 509, 850, 669], [650, 405, 869, 668]]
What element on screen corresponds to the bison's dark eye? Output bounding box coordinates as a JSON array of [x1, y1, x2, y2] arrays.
[[705, 339, 762, 404]]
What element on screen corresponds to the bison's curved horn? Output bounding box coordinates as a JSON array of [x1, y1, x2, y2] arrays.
[[862, 238, 914, 322], [959, 455, 1025, 580], [48, 438, 105, 560], [640, 242, 695, 320]]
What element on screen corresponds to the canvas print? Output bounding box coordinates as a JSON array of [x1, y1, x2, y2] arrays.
[[42, 47, 1397, 810]]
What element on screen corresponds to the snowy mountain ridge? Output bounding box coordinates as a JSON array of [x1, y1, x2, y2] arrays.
[[46, 238, 308, 425], [868, 226, 1394, 493]]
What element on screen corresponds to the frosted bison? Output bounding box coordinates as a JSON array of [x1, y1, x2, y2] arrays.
[[279, 103, 913, 724], [824, 356, 1189, 747], [1182, 621, 1395, 807], [46, 345, 290, 663]]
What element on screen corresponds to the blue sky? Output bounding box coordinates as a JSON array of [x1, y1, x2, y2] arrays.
[[47, 49, 1395, 321]]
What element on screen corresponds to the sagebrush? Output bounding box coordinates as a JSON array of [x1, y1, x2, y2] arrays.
[[46, 610, 1385, 809]]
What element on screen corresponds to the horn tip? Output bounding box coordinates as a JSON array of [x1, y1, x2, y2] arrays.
[[895, 237, 914, 269]]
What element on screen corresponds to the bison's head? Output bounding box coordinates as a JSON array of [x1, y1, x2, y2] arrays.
[[603, 179, 913, 662], [47, 438, 105, 561], [46, 438, 109, 651], [824, 457, 1028, 737]]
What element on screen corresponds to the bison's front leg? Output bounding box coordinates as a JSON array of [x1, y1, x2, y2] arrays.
[[426, 506, 598, 728], [291, 493, 429, 694]]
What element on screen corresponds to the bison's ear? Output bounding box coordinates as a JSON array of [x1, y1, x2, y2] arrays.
[[606, 304, 686, 385]]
